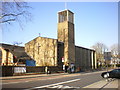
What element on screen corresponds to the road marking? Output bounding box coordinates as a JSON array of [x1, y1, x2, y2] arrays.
[[3, 80, 32, 84], [3, 82, 20, 84], [25, 78, 80, 90], [49, 85, 64, 88], [48, 85, 80, 89], [25, 81, 30, 82]]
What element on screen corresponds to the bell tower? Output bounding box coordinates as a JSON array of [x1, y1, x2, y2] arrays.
[[57, 10, 75, 66]]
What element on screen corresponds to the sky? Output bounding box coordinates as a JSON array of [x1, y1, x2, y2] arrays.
[[2, 2, 118, 49]]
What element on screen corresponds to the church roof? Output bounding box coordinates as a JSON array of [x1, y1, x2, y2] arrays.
[[58, 9, 74, 14], [75, 45, 95, 51], [0, 43, 32, 60]]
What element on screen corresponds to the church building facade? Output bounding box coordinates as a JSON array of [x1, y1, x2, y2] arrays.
[[25, 9, 97, 71]]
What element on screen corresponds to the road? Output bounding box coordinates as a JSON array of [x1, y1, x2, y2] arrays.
[[2, 71, 105, 89]]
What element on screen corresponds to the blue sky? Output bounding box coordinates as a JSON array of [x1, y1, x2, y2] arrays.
[[2, 2, 118, 49]]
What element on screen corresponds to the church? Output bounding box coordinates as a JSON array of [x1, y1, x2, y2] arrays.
[[25, 9, 97, 71]]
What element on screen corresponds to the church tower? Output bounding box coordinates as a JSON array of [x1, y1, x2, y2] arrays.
[[57, 10, 75, 66]]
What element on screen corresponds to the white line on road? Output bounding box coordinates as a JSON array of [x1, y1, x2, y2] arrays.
[[48, 85, 79, 89], [25, 78, 80, 90], [3, 80, 32, 84], [3, 82, 20, 84]]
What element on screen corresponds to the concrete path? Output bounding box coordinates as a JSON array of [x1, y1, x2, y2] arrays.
[[83, 78, 119, 89]]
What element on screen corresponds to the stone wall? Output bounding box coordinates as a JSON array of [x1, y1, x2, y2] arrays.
[[58, 21, 75, 65], [0, 48, 13, 65], [58, 22, 68, 65], [75, 46, 96, 71], [25, 37, 58, 66]]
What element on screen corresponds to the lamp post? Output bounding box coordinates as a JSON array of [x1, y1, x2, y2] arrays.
[[104, 49, 109, 72]]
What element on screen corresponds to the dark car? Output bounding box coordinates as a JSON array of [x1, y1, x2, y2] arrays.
[[101, 69, 120, 79]]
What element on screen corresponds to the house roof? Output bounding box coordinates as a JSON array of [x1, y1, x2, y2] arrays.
[[0, 43, 32, 60]]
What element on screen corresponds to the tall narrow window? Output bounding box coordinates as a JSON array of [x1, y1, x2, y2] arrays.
[[38, 43, 40, 54]]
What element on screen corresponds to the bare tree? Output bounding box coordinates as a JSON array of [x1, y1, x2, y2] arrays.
[[110, 44, 120, 66], [110, 44, 118, 57], [13, 41, 22, 46], [91, 42, 108, 67], [1, 0, 32, 30], [92, 42, 108, 55]]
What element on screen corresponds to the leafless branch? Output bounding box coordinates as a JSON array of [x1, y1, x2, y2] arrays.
[[1, 19, 16, 23], [1, 12, 25, 19], [1, 0, 32, 30]]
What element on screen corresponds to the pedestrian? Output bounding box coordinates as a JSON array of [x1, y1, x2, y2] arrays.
[[67, 66, 71, 74], [63, 65, 65, 72], [47, 68, 51, 74], [65, 65, 68, 73]]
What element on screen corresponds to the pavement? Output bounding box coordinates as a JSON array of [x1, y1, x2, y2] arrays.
[[1, 73, 68, 80], [83, 78, 119, 89], [1, 71, 119, 89]]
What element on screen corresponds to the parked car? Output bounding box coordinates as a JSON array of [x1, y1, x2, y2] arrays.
[[101, 69, 120, 79]]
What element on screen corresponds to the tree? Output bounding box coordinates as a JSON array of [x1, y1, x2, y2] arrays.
[[91, 42, 108, 67], [110, 44, 119, 57], [110, 44, 120, 66], [1, 0, 32, 30], [12, 41, 22, 46]]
